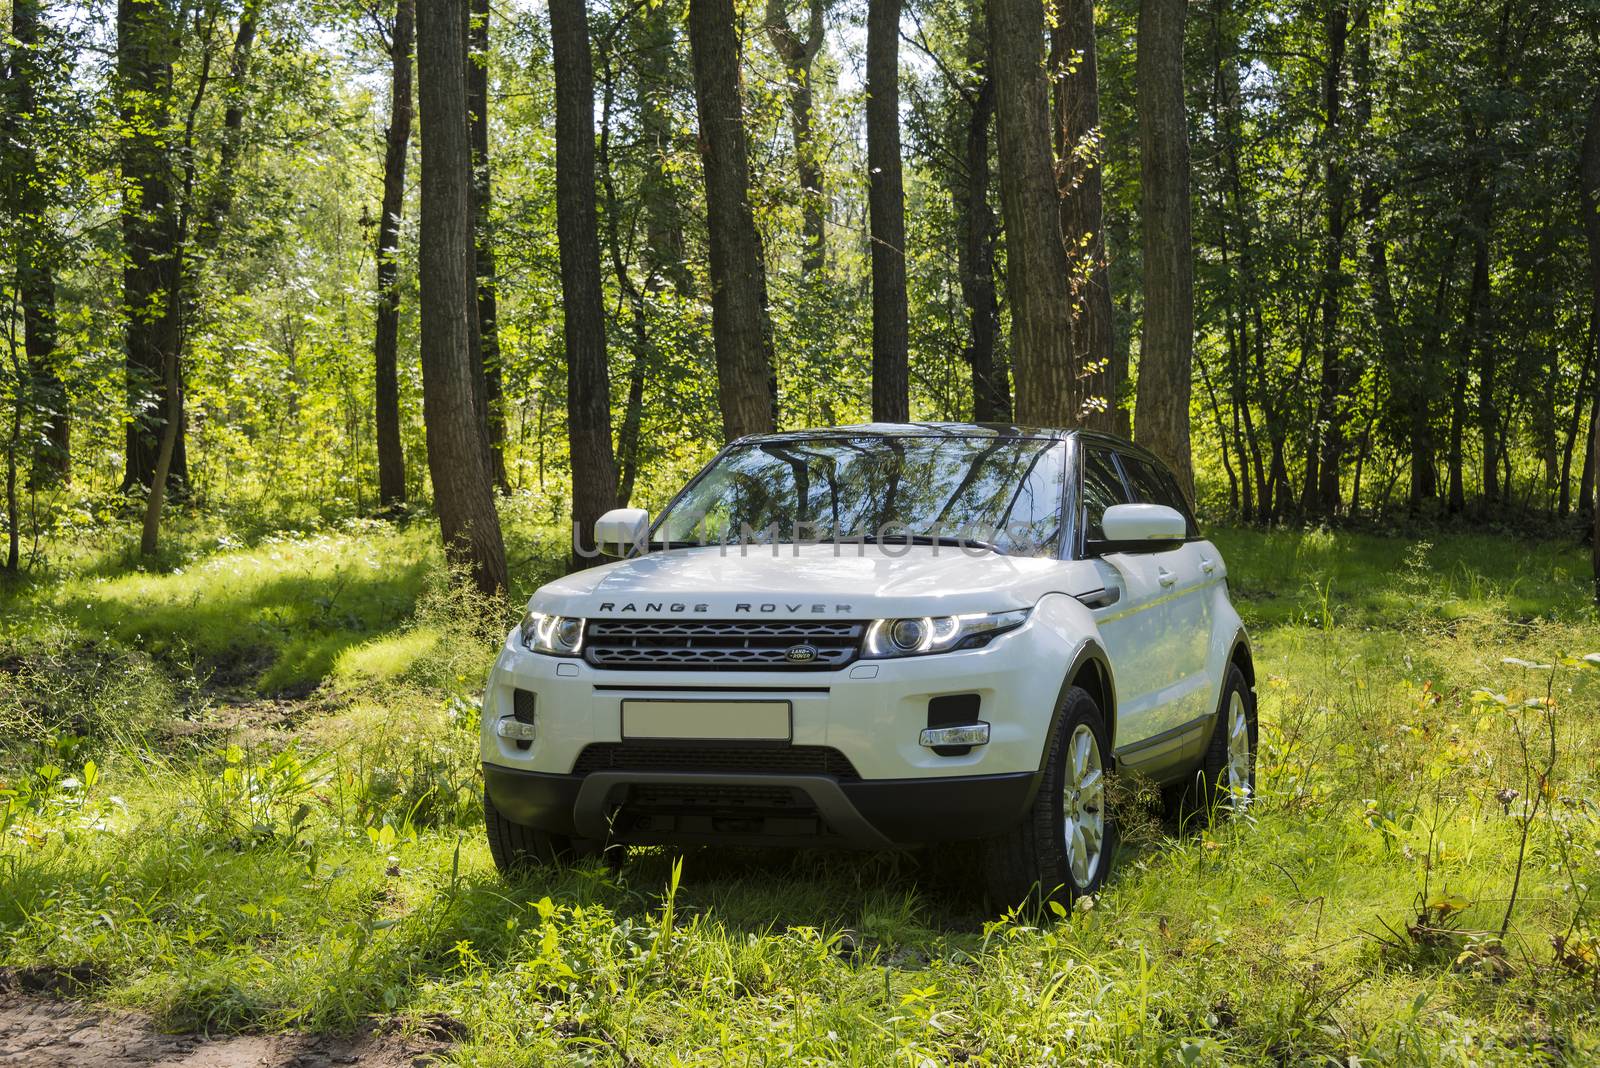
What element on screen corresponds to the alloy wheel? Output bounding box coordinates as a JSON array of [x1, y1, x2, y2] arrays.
[[1224, 690, 1253, 813], [1062, 723, 1105, 888]]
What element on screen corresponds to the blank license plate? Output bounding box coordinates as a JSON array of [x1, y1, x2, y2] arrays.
[[621, 700, 792, 741]]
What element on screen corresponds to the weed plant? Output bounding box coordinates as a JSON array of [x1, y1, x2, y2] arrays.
[[2, 521, 1597, 1064]]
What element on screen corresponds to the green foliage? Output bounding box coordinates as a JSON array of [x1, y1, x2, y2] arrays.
[[3, 523, 1600, 1062]]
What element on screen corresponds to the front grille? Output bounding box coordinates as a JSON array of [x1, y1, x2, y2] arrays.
[[628, 783, 806, 811], [571, 742, 862, 782], [583, 619, 865, 671]]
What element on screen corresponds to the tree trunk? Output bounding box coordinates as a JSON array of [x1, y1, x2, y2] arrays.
[[1210, 0, 1269, 516], [4, 394, 18, 572], [467, 0, 508, 493], [139, 331, 181, 556], [1562, 308, 1597, 517], [688, 0, 778, 440], [1463, 181, 1496, 506], [764, 0, 827, 277], [1579, 83, 1600, 597], [550, 0, 619, 567], [416, 0, 508, 596], [953, 17, 1009, 423], [990, 0, 1077, 426], [197, 0, 258, 247], [375, 0, 414, 512], [1469, 2, 1514, 510], [117, 0, 186, 495], [1134, 0, 1194, 496], [639, 7, 692, 297], [1052, 0, 1119, 431], [1304, 1, 1348, 519], [6, 0, 68, 483], [614, 4, 690, 504], [867, 0, 909, 422], [1447, 356, 1467, 513], [4, 334, 21, 571]]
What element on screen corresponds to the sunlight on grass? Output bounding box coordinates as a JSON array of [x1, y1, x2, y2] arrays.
[[332, 628, 445, 684], [3, 523, 1599, 1064]]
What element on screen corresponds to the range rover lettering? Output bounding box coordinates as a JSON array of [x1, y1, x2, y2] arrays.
[[481, 423, 1256, 906]]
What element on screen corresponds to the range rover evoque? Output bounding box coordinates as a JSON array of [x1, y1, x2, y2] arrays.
[[481, 423, 1256, 905]]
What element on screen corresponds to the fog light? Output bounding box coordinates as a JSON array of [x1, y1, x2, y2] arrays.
[[496, 717, 537, 742], [919, 723, 989, 748]]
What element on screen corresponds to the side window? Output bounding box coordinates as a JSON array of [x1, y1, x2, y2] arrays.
[[1080, 447, 1130, 544], [1119, 455, 1199, 537]]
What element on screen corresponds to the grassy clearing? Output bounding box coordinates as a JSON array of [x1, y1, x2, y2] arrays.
[[2, 521, 1598, 1065]]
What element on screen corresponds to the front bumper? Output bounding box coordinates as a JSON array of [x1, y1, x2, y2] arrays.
[[483, 762, 1037, 848], [480, 610, 1083, 848]]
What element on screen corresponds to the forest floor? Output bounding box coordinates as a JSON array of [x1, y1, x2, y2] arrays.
[[2, 515, 1599, 1066]]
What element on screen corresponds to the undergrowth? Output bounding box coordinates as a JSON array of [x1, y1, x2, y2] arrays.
[[2, 521, 1598, 1064]]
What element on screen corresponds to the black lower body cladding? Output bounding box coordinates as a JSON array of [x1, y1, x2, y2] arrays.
[[482, 762, 1037, 849]]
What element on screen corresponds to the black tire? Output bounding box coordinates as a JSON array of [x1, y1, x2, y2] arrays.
[[983, 685, 1118, 911], [1169, 664, 1256, 831], [483, 789, 617, 876]]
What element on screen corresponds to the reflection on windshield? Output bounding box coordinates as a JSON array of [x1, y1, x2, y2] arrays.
[[654, 436, 1067, 556]]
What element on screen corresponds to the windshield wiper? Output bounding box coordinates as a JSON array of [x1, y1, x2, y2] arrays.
[[854, 532, 999, 552]]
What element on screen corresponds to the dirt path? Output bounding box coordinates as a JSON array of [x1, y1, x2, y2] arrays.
[[0, 996, 449, 1068]]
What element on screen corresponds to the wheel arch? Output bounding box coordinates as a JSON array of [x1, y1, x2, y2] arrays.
[[1023, 637, 1118, 809], [1052, 639, 1117, 757], [1228, 629, 1255, 694]]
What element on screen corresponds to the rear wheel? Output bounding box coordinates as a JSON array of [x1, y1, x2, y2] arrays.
[[984, 686, 1117, 911], [483, 789, 617, 876], [1169, 664, 1256, 830]]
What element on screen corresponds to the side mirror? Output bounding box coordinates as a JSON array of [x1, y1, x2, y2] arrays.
[[1100, 503, 1186, 546], [594, 507, 650, 557]]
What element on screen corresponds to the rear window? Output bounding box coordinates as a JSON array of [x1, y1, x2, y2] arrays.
[[1119, 454, 1199, 537]]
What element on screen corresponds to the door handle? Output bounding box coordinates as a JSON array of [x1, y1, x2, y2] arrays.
[[1158, 567, 1177, 587], [1200, 558, 1216, 574]]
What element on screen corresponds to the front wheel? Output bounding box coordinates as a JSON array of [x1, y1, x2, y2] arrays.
[[483, 789, 618, 876], [983, 686, 1118, 911]]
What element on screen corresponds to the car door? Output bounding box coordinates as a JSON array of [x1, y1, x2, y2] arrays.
[[1117, 453, 1215, 731], [1076, 445, 1170, 749]]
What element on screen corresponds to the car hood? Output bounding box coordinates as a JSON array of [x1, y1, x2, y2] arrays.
[[530, 544, 1096, 619]]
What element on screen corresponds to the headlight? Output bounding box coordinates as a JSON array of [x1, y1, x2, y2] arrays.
[[862, 609, 1029, 659], [519, 611, 584, 656]]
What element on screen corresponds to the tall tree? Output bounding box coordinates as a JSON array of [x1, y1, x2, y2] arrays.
[[764, 0, 828, 277], [549, 0, 619, 564], [142, 1, 259, 554], [1581, 80, 1600, 599], [1303, 1, 1349, 518], [467, 0, 508, 492], [416, 0, 507, 595], [117, 0, 185, 495], [687, 0, 778, 440], [1133, 0, 1194, 495], [989, 0, 1077, 426], [1052, 0, 1120, 432], [867, 0, 909, 422], [600, 4, 691, 507], [952, 7, 1009, 422], [374, 0, 414, 512], [4, 0, 68, 482], [196, 0, 259, 246]]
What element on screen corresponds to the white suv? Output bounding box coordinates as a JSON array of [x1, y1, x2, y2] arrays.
[[481, 424, 1255, 905]]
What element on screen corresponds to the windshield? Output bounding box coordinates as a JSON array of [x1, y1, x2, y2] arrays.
[[654, 435, 1067, 556]]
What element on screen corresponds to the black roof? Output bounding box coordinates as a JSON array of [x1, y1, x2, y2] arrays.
[[738, 421, 1071, 443], [736, 421, 1145, 453]]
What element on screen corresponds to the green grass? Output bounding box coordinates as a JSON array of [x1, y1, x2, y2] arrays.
[[3, 521, 1599, 1065]]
